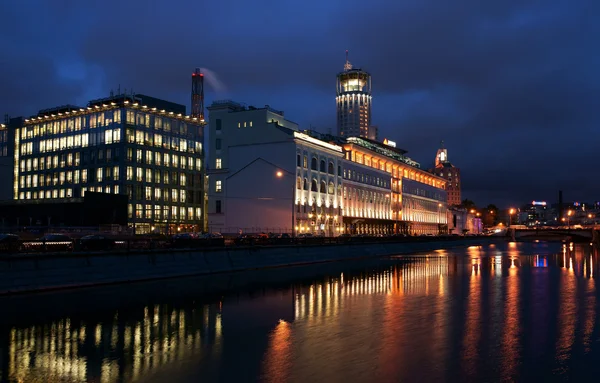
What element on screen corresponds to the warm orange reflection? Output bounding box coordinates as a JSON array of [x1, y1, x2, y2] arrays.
[[262, 320, 293, 383], [7, 303, 221, 383], [501, 258, 520, 378]]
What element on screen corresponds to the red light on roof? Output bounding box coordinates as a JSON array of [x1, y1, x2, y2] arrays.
[[200, 73, 204, 76], [192, 73, 196, 76]]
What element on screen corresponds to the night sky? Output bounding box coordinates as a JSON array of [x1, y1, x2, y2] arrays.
[[1, 0, 598, 208]]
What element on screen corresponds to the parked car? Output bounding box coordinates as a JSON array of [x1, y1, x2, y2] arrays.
[[0, 233, 21, 252], [32, 233, 74, 251], [79, 235, 115, 251]]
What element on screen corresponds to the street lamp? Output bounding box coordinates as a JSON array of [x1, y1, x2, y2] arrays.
[[509, 208, 515, 228], [567, 210, 573, 229], [275, 169, 295, 237]]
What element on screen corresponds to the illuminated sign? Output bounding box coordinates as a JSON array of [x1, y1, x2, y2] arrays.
[[532, 201, 547, 206], [383, 138, 396, 148]]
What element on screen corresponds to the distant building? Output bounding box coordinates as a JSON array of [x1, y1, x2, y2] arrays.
[[12, 92, 206, 234], [336, 51, 376, 140], [429, 141, 461, 206], [447, 207, 482, 234]]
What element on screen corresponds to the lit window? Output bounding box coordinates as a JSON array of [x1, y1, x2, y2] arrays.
[[216, 158, 222, 169], [215, 180, 222, 192]]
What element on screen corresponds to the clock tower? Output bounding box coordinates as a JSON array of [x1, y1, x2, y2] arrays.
[[429, 140, 462, 206], [435, 140, 448, 167]]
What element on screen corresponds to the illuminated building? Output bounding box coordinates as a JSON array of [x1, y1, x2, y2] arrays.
[[206, 101, 344, 236], [429, 140, 461, 206], [343, 137, 448, 235], [207, 101, 446, 236], [336, 51, 377, 140], [13, 92, 206, 233], [0, 117, 19, 201]]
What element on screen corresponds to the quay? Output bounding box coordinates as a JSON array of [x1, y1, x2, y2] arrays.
[[0, 236, 503, 296]]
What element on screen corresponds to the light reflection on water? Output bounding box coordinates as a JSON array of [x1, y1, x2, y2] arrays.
[[3, 241, 600, 382]]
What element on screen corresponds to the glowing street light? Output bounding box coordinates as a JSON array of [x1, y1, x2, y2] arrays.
[[275, 170, 283, 178], [509, 208, 515, 228]]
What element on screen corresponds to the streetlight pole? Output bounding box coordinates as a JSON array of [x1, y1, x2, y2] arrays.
[[509, 208, 515, 228]]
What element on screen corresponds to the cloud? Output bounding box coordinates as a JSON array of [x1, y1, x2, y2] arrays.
[[0, 0, 598, 206]]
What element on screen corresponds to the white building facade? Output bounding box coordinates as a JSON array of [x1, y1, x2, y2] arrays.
[[206, 101, 344, 236], [207, 101, 448, 236]]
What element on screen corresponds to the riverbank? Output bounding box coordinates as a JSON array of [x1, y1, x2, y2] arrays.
[[0, 237, 504, 295]]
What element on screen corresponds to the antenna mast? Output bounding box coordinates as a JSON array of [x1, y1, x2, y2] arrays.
[[344, 50, 353, 71]]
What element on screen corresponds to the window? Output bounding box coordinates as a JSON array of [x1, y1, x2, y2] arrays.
[[215, 180, 222, 192], [311, 179, 318, 192], [216, 119, 222, 131], [338, 165, 342, 176], [328, 162, 334, 174], [320, 181, 327, 193], [320, 160, 326, 172], [297, 154, 301, 167], [216, 158, 222, 169], [216, 200, 222, 213], [303, 155, 308, 168], [215, 138, 222, 150], [311, 157, 317, 170]]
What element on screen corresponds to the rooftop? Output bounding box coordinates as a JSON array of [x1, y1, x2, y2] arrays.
[[24, 92, 204, 125], [207, 100, 284, 116]]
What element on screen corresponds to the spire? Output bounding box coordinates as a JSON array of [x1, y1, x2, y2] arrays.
[[344, 50, 353, 71], [440, 139, 444, 148]]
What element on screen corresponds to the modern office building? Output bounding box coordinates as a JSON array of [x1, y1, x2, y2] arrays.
[[429, 141, 461, 206], [206, 100, 344, 236], [336, 51, 377, 140], [0, 118, 18, 201], [13, 92, 206, 233], [207, 100, 448, 236]]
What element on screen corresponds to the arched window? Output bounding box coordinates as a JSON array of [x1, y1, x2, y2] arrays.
[[296, 177, 302, 189], [328, 181, 335, 194], [311, 157, 317, 170], [303, 155, 308, 168], [320, 180, 327, 193], [296, 154, 301, 167], [311, 179, 318, 192], [328, 162, 334, 174], [338, 165, 342, 176], [337, 184, 342, 196], [303, 178, 308, 190], [320, 159, 326, 172]]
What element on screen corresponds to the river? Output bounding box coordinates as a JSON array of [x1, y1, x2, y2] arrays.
[[2, 241, 599, 382]]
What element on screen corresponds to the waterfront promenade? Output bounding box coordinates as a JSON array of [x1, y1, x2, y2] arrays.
[[0, 236, 503, 295]]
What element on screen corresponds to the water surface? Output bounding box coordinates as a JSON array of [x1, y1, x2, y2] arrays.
[[2, 241, 600, 382]]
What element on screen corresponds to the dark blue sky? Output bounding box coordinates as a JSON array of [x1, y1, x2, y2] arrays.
[[1, 0, 598, 208]]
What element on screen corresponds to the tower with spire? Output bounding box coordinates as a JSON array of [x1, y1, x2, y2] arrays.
[[429, 140, 462, 206], [336, 50, 376, 140]]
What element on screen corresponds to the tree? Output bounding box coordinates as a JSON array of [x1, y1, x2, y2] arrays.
[[483, 204, 499, 227], [461, 199, 476, 210]]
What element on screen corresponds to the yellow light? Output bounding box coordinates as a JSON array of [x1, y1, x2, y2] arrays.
[[509, 208, 515, 215], [276, 171, 283, 178]]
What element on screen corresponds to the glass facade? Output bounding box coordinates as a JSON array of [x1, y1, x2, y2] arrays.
[[16, 101, 205, 233]]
